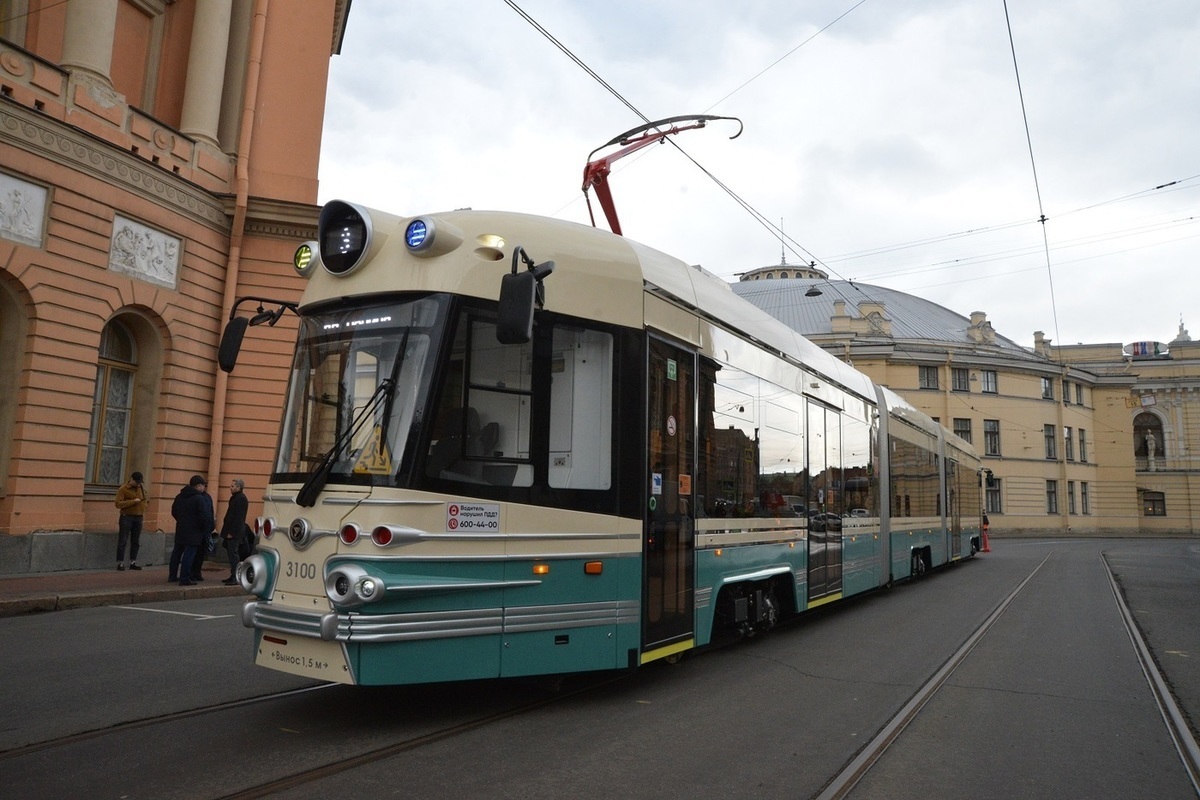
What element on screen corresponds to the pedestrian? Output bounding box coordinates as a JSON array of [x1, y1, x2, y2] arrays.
[[189, 481, 217, 583], [168, 475, 215, 586], [220, 478, 249, 585], [114, 471, 147, 571]]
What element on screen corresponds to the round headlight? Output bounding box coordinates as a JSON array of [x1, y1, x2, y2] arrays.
[[318, 200, 373, 275], [405, 218, 432, 251]]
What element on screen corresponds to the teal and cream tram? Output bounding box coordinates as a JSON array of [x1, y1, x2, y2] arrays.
[[220, 200, 983, 685]]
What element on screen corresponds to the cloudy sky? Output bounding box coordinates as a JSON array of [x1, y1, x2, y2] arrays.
[[318, 1, 1199, 349]]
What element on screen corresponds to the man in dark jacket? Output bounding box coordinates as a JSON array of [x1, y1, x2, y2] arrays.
[[169, 475, 215, 586], [220, 478, 250, 585]]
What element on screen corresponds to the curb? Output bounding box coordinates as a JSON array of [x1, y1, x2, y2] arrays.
[[0, 584, 246, 618]]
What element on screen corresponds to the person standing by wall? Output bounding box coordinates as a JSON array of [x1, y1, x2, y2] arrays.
[[187, 482, 216, 583], [169, 475, 215, 586], [114, 471, 147, 571], [220, 478, 249, 585]]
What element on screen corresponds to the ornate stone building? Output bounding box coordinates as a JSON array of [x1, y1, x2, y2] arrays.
[[0, 0, 349, 571], [734, 264, 1199, 536]]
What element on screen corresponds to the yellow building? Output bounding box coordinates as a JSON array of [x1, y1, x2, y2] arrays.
[[0, 0, 349, 571], [734, 266, 1199, 537]]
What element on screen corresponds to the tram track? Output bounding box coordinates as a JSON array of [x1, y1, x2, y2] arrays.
[[814, 551, 1052, 800], [814, 550, 1200, 800], [1104, 553, 1200, 795], [215, 673, 630, 800], [0, 683, 337, 762]]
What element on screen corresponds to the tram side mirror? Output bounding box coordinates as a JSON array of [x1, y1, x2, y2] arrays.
[[497, 248, 554, 345], [218, 316, 249, 373], [497, 269, 537, 344]]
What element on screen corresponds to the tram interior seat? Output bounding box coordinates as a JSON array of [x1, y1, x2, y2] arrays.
[[428, 408, 505, 483]]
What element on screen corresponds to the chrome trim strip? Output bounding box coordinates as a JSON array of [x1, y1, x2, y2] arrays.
[[722, 565, 794, 584], [383, 578, 542, 594], [250, 600, 642, 643]]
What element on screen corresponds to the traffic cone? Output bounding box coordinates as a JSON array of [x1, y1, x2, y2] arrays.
[[981, 526, 991, 552]]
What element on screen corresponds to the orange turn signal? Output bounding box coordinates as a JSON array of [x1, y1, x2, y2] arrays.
[[584, 561, 603, 575], [532, 564, 550, 575]]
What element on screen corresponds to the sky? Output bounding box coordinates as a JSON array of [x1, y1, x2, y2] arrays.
[[317, 0, 1199, 350]]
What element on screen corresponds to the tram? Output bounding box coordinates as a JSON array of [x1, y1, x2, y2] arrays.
[[220, 199, 983, 686]]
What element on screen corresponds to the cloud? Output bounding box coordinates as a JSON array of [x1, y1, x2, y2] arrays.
[[320, 0, 1199, 346]]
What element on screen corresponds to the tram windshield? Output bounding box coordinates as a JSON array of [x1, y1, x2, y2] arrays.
[[274, 296, 447, 486]]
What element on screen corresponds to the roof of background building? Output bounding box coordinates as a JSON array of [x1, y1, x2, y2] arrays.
[[731, 276, 1033, 356]]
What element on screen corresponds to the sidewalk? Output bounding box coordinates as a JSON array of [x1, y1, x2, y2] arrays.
[[0, 559, 245, 618]]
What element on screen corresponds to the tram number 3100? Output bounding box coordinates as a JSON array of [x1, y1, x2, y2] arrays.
[[285, 561, 319, 580]]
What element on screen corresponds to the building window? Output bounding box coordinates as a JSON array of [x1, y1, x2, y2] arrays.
[[1081, 482, 1090, 514], [981, 370, 998, 394], [1041, 377, 1054, 400], [1064, 426, 1074, 461], [984, 420, 1001, 456], [1067, 480, 1076, 514], [1143, 491, 1166, 517], [919, 366, 939, 390], [952, 368, 970, 392], [1046, 480, 1059, 514], [1079, 429, 1087, 463], [953, 418, 972, 443], [985, 478, 1002, 514], [1075, 383, 1084, 405], [1044, 424, 1057, 459], [86, 320, 137, 486], [1133, 412, 1163, 459], [1063, 380, 1071, 404]]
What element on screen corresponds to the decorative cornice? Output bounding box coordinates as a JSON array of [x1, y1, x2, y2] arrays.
[[0, 102, 229, 230]]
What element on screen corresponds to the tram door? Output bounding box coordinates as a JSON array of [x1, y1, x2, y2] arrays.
[[946, 458, 962, 555], [643, 338, 696, 651], [807, 401, 843, 600]]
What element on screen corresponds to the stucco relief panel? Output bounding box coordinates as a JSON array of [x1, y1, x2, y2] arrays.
[[0, 171, 49, 248], [108, 215, 180, 289]]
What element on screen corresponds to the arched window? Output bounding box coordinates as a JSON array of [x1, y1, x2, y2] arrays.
[[86, 320, 138, 485], [1132, 411, 1163, 459]]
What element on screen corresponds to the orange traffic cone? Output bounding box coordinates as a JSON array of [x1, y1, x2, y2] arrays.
[[981, 525, 991, 552]]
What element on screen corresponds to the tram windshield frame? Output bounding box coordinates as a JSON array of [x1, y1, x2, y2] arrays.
[[272, 295, 448, 486]]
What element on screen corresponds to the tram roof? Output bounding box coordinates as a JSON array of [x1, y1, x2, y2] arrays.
[[312, 207, 881, 403]]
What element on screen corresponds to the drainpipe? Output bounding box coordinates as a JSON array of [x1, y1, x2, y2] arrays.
[[207, 0, 269, 491]]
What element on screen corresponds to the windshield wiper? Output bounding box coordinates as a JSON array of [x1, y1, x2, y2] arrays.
[[295, 379, 394, 508], [294, 331, 410, 508]]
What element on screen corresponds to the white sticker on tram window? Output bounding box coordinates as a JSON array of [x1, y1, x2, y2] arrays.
[[666, 415, 677, 436], [651, 473, 663, 496], [446, 502, 500, 532]]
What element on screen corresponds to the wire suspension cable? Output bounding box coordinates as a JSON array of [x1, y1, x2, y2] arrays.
[[1004, 0, 1061, 352]]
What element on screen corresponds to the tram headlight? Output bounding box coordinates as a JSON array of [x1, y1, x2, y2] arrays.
[[356, 578, 379, 601], [238, 553, 272, 596], [293, 241, 321, 277], [318, 200, 374, 275], [402, 215, 464, 258], [325, 563, 385, 609]]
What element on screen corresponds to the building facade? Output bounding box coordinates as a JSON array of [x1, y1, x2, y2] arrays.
[[734, 265, 1199, 537], [0, 0, 349, 572]]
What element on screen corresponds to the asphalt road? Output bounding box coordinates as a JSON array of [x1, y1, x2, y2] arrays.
[[1, 538, 1196, 799]]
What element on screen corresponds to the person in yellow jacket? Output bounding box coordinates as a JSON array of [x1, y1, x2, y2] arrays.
[[114, 471, 148, 570]]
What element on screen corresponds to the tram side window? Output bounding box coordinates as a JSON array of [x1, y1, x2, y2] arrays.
[[889, 431, 939, 517], [548, 326, 612, 489], [706, 366, 760, 517], [842, 413, 877, 517]]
